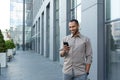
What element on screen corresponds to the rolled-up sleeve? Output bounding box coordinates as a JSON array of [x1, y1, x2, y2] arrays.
[[85, 38, 93, 64], [59, 41, 64, 57]]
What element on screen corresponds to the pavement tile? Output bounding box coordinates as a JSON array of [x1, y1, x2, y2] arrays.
[[0, 50, 63, 80]]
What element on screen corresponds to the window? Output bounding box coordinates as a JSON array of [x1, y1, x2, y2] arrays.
[[70, 0, 81, 23], [106, 0, 120, 21], [105, 21, 120, 80], [41, 12, 44, 55], [38, 17, 40, 53], [46, 3, 50, 57], [105, 0, 120, 80], [53, 0, 60, 61]]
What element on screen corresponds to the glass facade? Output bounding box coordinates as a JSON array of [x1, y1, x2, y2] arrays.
[[106, 0, 120, 21], [105, 0, 120, 80], [10, 0, 23, 49], [70, 0, 81, 23], [10, 0, 23, 26], [31, 25, 35, 50], [66, 0, 81, 34], [33, 0, 41, 19], [25, 0, 33, 50]]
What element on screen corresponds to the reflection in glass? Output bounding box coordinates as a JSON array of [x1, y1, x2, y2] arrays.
[[106, 21, 120, 80]]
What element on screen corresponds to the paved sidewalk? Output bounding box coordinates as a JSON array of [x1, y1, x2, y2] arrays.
[[0, 50, 63, 80]]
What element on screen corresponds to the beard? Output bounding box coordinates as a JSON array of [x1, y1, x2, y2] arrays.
[[72, 28, 79, 36]]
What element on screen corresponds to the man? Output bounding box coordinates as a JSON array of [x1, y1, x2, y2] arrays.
[[59, 19, 92, 80]]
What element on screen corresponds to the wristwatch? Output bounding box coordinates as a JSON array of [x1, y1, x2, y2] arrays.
[[87, 72, 89, 75]]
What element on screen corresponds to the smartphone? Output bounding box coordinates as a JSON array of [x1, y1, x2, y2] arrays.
[[63, 42, 69, 46]]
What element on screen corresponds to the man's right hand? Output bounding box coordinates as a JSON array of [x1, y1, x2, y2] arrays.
[[63, 45, 70, 53], [60, 45, 70, 57]]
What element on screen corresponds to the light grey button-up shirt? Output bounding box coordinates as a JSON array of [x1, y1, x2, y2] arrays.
[[59, 33, 92, 76]]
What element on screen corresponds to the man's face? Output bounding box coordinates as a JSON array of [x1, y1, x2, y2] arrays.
[[68, 21, 79, 34]]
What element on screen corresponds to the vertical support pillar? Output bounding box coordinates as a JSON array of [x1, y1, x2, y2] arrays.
[[23, 0, 25, 51]]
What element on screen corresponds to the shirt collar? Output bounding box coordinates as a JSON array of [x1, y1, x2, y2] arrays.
[[70, 32, 81, 38]]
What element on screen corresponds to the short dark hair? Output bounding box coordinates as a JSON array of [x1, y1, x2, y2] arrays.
[[69, 19, 79, 25]]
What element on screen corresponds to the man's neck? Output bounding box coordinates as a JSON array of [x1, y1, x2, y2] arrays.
[[72, 31, 80, 37]]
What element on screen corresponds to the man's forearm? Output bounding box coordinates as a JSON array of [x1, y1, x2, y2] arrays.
[[85, 64, 91, 73], [60, 50, 66, 57]]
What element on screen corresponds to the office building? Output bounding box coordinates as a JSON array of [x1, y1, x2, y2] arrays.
[[24, 0, 120, 80]]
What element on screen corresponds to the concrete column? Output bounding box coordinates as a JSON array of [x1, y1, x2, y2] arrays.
[[44, 8, 47, 57], [81, 0, 98, 80], [49, 0, 54, 60], [59, 0, 67, 64], [81, 0, 104, 80], [23, 0, 25, 51]]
